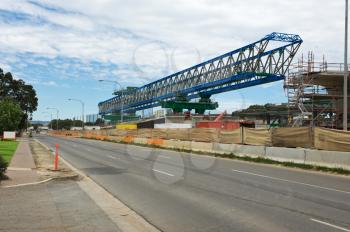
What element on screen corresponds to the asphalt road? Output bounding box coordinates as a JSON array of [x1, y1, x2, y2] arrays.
[[36, 135, 350, 232]]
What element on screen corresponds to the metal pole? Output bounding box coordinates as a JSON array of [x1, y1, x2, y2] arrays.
[[26, 113, 29, 132], [68, 99, 85, 130], [42, 112, 53, 130], [82, 102, 85, 130], [50, 113, 52, 130], [344, 0, 349, 131], [46, 107, 59, 130], [121, 90, 124, 123], [56, 110, 59, 130]]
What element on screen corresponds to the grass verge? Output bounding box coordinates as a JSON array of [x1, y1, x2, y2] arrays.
[[0, 140, 19, 163], [78, 136, 350, 175]]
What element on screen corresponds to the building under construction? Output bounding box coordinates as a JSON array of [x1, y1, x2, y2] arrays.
[[284, 52, 349, 129]]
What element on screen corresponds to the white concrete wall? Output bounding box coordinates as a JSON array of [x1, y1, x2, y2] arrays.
[[305, 150, 350, 169], [154, 123, 192, 129], [266, 147, 306, 164], [127, 137, 350, 170]]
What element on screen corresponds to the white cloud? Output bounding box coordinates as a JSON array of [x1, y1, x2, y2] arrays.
[[0, 0, 347, 120], [0, 0, 346, 86], [43, 80, 57, 86]]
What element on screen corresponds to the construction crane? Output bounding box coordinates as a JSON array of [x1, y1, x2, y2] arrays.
[[99, 32, 302, 115]]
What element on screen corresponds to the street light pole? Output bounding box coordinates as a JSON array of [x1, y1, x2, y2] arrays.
[[121, 90, 124, 123], [345, 0, 349, 131], [68, 98, 85, 130], [47, 107, 59, 130], [42, 112, 53, 130], [99, 79, 124, 123]]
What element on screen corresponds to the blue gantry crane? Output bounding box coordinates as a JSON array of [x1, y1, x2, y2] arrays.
[[98, 32, 302, 115]]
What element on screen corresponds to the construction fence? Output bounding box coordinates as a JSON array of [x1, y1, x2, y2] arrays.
[[49, 127, 350, 152]]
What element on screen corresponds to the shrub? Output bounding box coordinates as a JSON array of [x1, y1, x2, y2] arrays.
[[0, 154, 8, 181]]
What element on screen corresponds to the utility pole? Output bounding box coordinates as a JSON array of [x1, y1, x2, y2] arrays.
[[68, 98, 85, 130], [42, 112, 53, 130], [47, 107, 59, 130], [344, 0, 349, 131]]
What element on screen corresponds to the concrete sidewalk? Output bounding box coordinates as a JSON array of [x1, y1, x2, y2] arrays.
[[0, 179, 121, 232], [2, 138, 40, 186], [0, 138, 159, 232], [0, 139, 121, 231]]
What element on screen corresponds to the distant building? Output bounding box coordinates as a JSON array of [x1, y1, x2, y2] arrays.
[[38, 126, 49, 131], [84, 126, 101, 130], [86, 114, 101, 123], [30, 120, 50, 126]]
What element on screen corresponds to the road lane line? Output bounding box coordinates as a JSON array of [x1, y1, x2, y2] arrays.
[[310, 218, 350, 232], [152, 169, 175, 177], [232, 169, 350, 195], [7, 167, 32, 171], [108, 155, 119, 160], [159, 156, 170, 159]]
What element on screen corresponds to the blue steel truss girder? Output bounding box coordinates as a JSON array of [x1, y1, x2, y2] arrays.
[[102, 73, 284, 114], [99, 32, 302, 114], [122, 74, 283, 113]]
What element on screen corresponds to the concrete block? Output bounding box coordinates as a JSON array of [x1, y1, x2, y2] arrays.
[[181, 141, 192, 150], [212, 143, 234, 154], [114, 136, 123, 142], [305, 149, 350, 170], [231, 144, 266, 157], [134, 137, 148, 145], [163, 140, 177, 149], [266, 147, 305, 164], [165, 139, 184, 149], [191, 141, 213, 152], [170, 140, 192, 150]]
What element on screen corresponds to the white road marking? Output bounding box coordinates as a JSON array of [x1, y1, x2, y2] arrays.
[[152, 169, 174, 177], [310, 218, 350, 232], [2, 178, 53, 188], [159, 156, 170, 159], [232, 169, 350, 195], [108, 155, 119, 160], [7, 167, 32, 171]]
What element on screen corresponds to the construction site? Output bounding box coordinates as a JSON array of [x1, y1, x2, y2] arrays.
[[96, 32, 349, 130], [285, 52, 349, 128], [82, 32, 350, 153]]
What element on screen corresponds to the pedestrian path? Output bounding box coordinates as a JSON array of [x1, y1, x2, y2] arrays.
[[2, 138, 39, 186], [0, 180, 121, 232]]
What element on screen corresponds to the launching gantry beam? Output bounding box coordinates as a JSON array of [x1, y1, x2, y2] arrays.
[[99, 32, 302, 114]]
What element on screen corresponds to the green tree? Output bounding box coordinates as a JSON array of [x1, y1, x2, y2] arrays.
[[0, 69, 38, 130], [48, 119, 83, 130], [95, 118, 104, 126], [0, 98, 23, 134], [33, 123, 43, 130]]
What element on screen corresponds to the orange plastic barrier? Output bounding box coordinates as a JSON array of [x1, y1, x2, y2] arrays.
[[147, 138, 164, 146], [123, 136, 135, 143]]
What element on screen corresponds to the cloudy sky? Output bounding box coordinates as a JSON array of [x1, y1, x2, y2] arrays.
[[0, 0, 346, 120]]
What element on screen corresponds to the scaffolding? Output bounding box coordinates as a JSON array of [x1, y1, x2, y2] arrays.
[[284, 52, 349, 128]]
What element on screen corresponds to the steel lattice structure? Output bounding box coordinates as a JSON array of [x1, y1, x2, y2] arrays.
[[99, 32, 302, 114]]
